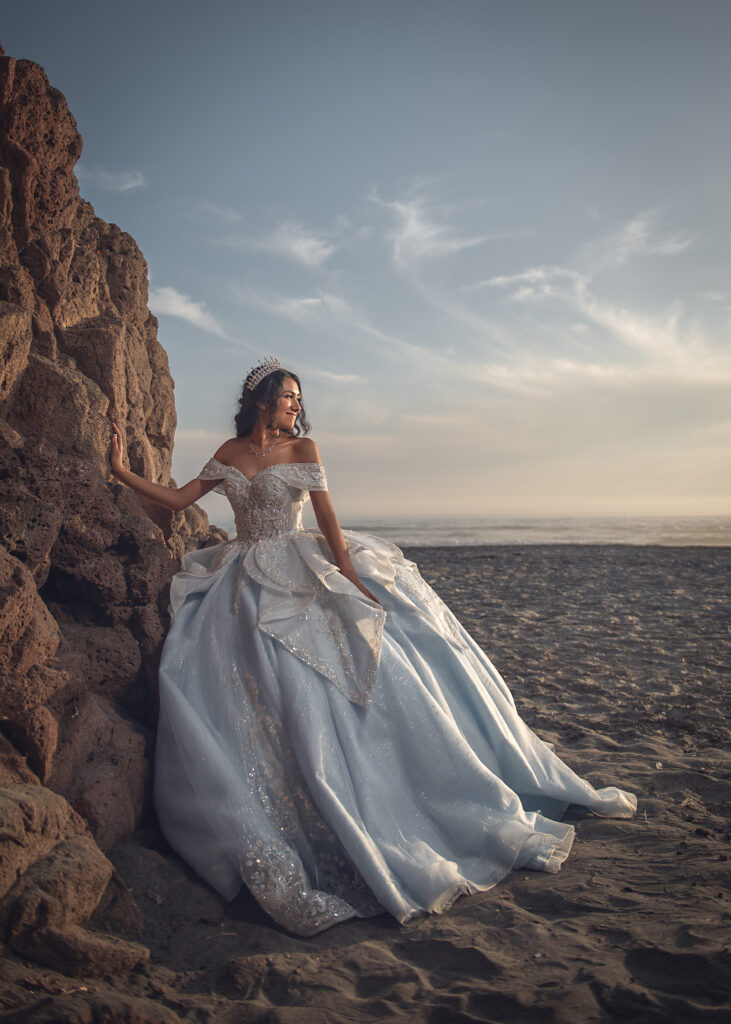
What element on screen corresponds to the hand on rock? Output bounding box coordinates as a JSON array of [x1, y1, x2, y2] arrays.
[[110, 421, 124, 478]]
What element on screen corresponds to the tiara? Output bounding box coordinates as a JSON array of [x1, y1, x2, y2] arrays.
[[244, 356, 283, 391]]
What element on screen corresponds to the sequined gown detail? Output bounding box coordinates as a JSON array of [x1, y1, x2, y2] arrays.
[[154, 458, 636, 935]]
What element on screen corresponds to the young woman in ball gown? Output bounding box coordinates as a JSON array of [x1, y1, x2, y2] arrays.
[[110, 358, 636, 936]]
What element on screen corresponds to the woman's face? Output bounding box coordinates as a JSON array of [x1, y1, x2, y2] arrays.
[[273, 376, 301, 431]]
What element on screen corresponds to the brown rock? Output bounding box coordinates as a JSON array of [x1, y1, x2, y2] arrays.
[[0, 300, 32, 404], [48, 695, 148, 851], [0, 783, 87, 902], [0, 784, 149, 981], [0, 480, 64, 586], [0, 731, 38, 787], [3, 833, 113, 934], [0, 49, 222, 976], [59, 623, 142, 703], [0, 416, 23, 449], [4, 700, 60, 782], [9, 353, 111, 464], [53, 550, 129, 606], [0, 548, 61, 718]]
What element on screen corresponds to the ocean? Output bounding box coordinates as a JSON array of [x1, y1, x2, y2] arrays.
[[339, 514, 731, 547], [211, 512, 731, 547]]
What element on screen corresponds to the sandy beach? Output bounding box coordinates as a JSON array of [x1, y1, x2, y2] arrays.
[[2, 544, 729, 1023]]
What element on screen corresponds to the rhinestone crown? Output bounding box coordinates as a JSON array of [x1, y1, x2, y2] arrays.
[[244, 356, 283, 391]]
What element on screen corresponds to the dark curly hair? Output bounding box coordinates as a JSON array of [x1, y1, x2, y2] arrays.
[[234, 368, 311, 438]]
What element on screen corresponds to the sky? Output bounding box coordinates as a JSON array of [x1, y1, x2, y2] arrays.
[[3, 0, 730, 525]]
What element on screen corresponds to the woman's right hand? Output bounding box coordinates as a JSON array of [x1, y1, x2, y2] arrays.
[[110, 421, 124, 478]]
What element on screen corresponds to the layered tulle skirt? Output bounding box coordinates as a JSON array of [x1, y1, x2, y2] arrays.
[[154, 529, 636, 935]]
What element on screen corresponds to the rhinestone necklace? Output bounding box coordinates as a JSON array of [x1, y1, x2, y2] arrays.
[[249, 434, 281, 458]]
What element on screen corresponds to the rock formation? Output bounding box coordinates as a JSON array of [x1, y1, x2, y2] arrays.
[[0, 52, 221, 993]]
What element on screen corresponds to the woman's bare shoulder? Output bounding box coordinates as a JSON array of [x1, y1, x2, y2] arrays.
[[212, 437, 242, 463], [289, 436, 321, 464]]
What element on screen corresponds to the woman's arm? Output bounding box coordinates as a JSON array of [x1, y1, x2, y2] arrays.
[[109, 422, 220, 512], [297, 440, 377, 600], [310, 488, 379, 605]]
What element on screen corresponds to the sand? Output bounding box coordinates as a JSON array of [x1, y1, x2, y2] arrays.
[[2, 545, 729, 1023]]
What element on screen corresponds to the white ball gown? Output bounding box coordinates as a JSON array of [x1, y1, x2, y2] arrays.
[[154, 457, 636, 936]]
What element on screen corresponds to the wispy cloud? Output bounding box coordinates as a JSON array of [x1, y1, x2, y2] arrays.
[[474, 296, 731, 395], [263, 221, 336, 267], [367, 188, 534, 352], [236, 286, 352, 324], [372, 191, 490, 269], [234, 283, 452, 366], [220, 221, 336, 268], [198, 201, 245, 223], [485, 266, 583, 296], [171, 199, 245, 224], [476, 355, 646, 395], [475, 345, 731, 397], [575, 288, 684, 359], [478, 212, 694, 308], [487, 263, 688, 359], [76, 163, 146, 192], [307, 369, 364, 384], [464, 205, 731, 394], [149, 285, 227, 338], [578, 211, 694, 271]]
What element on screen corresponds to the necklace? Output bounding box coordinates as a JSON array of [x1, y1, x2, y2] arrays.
[[249, 434, 281, 458]]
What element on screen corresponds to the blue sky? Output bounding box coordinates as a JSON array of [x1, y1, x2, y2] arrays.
[[4, 1, 730, 523]]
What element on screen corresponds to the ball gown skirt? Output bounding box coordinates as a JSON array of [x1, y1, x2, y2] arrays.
[[154, 459, 636, 936]]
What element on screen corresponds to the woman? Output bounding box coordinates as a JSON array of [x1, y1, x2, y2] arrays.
[[110, 357, 636, 936]]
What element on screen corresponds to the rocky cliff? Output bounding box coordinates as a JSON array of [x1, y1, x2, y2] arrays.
[[0, 52, 222, 998]]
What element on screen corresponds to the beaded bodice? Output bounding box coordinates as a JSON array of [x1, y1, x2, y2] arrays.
[[197, 458, 328, 543]]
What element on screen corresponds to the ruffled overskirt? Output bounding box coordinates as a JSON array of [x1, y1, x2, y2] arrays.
[[154, 530, 636, 935]]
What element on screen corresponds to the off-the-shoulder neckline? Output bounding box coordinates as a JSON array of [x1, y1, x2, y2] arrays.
[[205, 456, 324, 485]]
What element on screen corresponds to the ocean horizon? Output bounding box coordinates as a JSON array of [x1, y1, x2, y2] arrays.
[[209, 513, 731, 547]]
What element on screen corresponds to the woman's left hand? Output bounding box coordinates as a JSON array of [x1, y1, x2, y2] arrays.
[[344, 572, 380, 606], [339, 568, 380, 606], [354, 579, 380, 606]]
